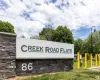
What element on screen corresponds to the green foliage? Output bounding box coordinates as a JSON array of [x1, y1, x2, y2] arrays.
[[75, 30, 100, 55], [81, 40, 90, 55], [39, 28, 54, 40], [52, 26, 74, 43], [0, 20, 15, 33], [39, 26, 74, 44], [74, 39, 83, 54], [86, 31, 100, 54]]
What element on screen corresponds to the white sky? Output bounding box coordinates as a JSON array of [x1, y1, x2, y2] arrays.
[[0, 0, 100, 38]]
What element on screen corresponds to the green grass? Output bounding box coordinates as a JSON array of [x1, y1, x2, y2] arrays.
[[73, 61, 77, 69], [73, 60, 94, 69], [22, 69, 100, 80]]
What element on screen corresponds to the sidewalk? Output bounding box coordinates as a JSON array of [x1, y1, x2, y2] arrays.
[[88, 66, 100, 71]]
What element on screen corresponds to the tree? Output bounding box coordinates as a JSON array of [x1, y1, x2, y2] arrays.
[[52, 26, 74, 43], [86, 31, 100, 55], [19, 35, 26, 38], [74, 30, 100, 56], [74, 39, 83, 54], [0, 20, 15, 33], [39, 26, 74, 44], [30, 35, 39, 39], [39, 28, 54, 40]]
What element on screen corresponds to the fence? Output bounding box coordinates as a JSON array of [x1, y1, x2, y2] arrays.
[[76, 52, 100, 69]]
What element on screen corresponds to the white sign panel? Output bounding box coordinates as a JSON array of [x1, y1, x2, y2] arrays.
[[16, 38, 74, 59]]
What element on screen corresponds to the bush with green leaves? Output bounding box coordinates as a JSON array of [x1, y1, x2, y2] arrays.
[[0, 20, 15, 33]]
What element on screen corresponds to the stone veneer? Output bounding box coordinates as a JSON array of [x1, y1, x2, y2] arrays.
[[16, 59, 73, 76], [0, 32, 16, 79], [0, 32, 73, 79]]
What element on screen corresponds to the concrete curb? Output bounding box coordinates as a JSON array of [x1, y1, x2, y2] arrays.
[[88, 66, 100, 71]]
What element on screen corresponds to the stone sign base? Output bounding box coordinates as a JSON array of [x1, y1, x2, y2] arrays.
[[0, 32, 74, 79], [16, 59, 73, 76]]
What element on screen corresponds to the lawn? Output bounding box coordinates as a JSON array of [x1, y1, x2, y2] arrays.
[[73, 59, 94, 69], [22, 69, 100, 80]]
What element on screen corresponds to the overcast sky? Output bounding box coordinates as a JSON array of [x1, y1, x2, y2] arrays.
[[0, 0, 100, 39]]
